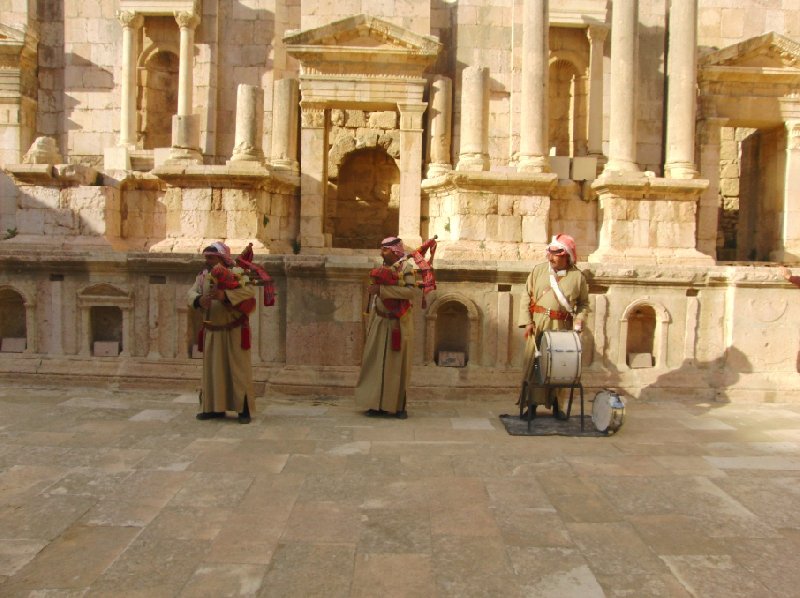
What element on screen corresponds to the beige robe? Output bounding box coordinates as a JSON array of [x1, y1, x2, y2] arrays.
[[354, 259, 416, 414], [520, 262, 590, 407], [187, 273, 256, 414]]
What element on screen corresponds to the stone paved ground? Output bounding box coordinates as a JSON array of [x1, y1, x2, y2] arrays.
[[0, 384, 799, 597]]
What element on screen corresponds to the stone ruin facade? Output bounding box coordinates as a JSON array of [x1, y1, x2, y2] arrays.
[[0, 1, 799, 402]]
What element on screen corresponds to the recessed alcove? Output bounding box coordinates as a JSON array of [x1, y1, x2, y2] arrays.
[[619, 299, 671, 370], [424, 293, 481, 367], [0, 287, 27, 352], [77, 284, 133, 357], [91, 306, 123, 356]]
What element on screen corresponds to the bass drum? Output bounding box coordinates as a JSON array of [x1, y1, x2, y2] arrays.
[[537, 330, 582, 385], [592, 389, 626, 434]]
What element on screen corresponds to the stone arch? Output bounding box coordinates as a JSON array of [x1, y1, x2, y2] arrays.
[[77, 283, 133, 357], [424, 293, 481, 366], [618, 298, 671, 370], [137, 42, 180, 149], [327, 146, 401, 249], [548, 53, 589, 157], [0, 284, 36, 353]]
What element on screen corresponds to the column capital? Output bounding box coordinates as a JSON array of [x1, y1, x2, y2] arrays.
[[398, 102, 427, 131], [174, 11, 200, 30], [587, 24, 609, 45], [300, 105, 326, 128], [786, 120, 800, 150], [116, 10, 143, 29]]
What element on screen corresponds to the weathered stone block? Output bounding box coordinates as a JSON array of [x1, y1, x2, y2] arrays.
[[496, 216, 522, 242], [19, 187, 60, 210], [550, 156, 571, 180], [720, 178, 740, 196], [521, 216, 548, 243], [628, 353, 653, 368], [572, 156, 598, 181], [368, 111, 397, 129], [16, 209, 46, 235], [93, 341, 119, 357], [438, 351, 465, 367], [1, 338, 26, 353]]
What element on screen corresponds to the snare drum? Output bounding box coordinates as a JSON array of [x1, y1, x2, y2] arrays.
[[537, 330, 582, 385], [592, 389, 626, 434]]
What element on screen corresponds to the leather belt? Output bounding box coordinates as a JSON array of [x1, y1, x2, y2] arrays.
[[530, 304, 571, 321], [203, 314, 248, 331]]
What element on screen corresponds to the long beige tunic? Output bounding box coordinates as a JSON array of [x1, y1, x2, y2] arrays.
[[520, 262, 590, 406], [187, 273, 256, 414], [354, 259, 416, 414]]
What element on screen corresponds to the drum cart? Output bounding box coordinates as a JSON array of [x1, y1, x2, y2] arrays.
[[518, 354, 586, 432]]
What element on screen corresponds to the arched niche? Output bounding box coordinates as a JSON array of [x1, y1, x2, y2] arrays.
[[548, 47, 589, 158], [618, 299, 671, 370], [328, 146, 400, 249], [77, 283, 133, 357], [0, 285, 35, 353], [424, 293, 481, 366], [138, 43, 179, 149]]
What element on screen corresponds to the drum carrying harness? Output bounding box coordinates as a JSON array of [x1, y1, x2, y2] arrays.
[[528, 269, 575, 322]]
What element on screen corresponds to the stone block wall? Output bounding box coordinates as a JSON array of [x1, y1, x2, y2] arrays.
[[1, 254, 799, 400]]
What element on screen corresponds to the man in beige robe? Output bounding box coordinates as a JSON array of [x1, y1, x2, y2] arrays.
[[520, 234, 590, 419], [355, 237, 416, 419], [188, 242, 256, 424]]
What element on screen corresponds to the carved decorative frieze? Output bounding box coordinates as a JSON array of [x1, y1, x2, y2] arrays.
[[301, 108, 326, 128], [117, 0, 200, 16]]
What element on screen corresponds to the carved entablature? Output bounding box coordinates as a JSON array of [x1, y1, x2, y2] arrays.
[[285, 14, 440, 75], [117, 0, 201, 17], [0, 22, 38, 101], [549, 0, 609, 27], [698, 32, 800, 125]]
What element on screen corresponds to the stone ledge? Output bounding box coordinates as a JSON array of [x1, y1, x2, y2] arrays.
[[423, 170, 558, 194]]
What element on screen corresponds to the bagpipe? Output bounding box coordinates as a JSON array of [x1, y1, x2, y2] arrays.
[[198, 243, 275, 352], [366, 235, 438, 312], [408, 235, 437, 308], [364, 235, 438, 351]]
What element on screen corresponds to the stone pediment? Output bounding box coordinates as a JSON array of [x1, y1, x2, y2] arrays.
[[0, 22, 34, 60], [700, 32, 800, 70], [284, 14, 441, 76]]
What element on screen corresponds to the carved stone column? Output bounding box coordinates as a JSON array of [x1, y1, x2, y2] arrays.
[[270, 78, 300, 173], [664, 0, 699, 179], [780, 121, 800, 262], [299, 105, 327, 250], [696, 118, 723, 257], [398, 102, 427, 248], [426, 75, 452, 178], [171, 11, 201, 162], [116, 11, 143, 148], [518, 0, 550, 173], [604, 0, 640, 174], [456, 66, 489, 172], [586, 24, 608, 159], [230, 84, 264, 163]]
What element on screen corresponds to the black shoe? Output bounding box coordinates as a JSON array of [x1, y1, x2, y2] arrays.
[[394, 410, 408, 420], [365, 409, 387, 417], [196, 411, 225, 420], [237, 414, 251, 424], [521, 405, 537, 420], [554, 408, 568, 421]]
